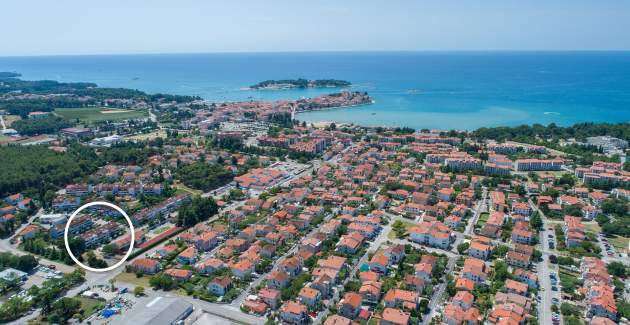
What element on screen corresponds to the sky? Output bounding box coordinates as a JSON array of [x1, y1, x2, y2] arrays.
[[2, 0, 630, 56]]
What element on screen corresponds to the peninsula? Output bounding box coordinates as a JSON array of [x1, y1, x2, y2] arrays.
[[248, 78, 351, 90]]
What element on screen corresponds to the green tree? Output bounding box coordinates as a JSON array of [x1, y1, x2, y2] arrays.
[[607, 261, 628, 277], [134, 286, 145, 296], [457, 242, 470, 255]]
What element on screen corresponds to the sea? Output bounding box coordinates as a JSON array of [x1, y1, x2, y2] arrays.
[[1, 51, 630, 130]]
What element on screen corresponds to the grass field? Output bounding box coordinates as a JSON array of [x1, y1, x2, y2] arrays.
[[476, 212, 490, 227], [583, 222, 601, 233], [55, 107, 148, 123], [76, 296, 105, 319], [173, 181, 203, 196], [3, 115, 21, 127], [388, 219, 416, 239], [126, 130, 166, 141], [113, 271, 152, 288], [608, 236, 629, 251]]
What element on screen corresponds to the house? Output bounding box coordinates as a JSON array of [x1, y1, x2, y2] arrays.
[[514, 269, 538, 289], [156, 244, 179, 258], [164, 268, 192, 282], [242, 300, 268, 315], [505, 279, 529, 296], [383, 289, 418, 310], [383, 245, 405, 264], [280, 257, 302, 277], [586, 285, 617, 321], [453, 291, 475, 310], [414, 263, 433, 282], [359, 281, 382, 304], [208, 276, 232, 296], [231, 259, 254, 279], [381, 308, 410, 325], [452, 278, 474, 294], [511, 228, 534, 245], [195, 258, 225, 274], [267, 270, 290, 289], [591, 316, 617, 325], [128, 258, 160, 274], [511, 202, 531, 216], [369, 254, 390, 274], [336, 234, 362, 255], [403, 275, 425, 293], [359, 271, 380, 283], [280, 301, 309, 325], [462, 258, 488, 284], [311, 274, 334, 298], [564, 215, 585, 248], [298, 286, 321, 307], [338, 292, 362, 318], [487, 303, 527, 325], [443, 303, 481, 325], [324, 315, 352, 325], [408, 221, 452, 249], [468, 242, 492, 260], [176, 246, 197, 265], [506, 251, 531, 269], [259, 287, 281, 310], [494, 292, 531, 311], [318, 255, 347, 272], [195, 231, 219, 251]]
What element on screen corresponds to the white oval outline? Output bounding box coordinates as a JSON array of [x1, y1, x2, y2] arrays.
[[64, 201, 135, 273]]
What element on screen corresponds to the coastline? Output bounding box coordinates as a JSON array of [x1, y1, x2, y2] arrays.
[[295, 100, 375, 114]]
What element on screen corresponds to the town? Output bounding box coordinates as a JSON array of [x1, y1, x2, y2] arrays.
[[0, 73, 629, 325]]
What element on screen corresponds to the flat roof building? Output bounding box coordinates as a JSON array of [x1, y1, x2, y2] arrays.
[[120, 297, 193, 325]]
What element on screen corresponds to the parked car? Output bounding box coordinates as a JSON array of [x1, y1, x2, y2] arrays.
[[552, 286, 558, 291], [549, 255, 558, 263]]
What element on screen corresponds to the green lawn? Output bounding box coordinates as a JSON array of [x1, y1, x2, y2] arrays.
[[608, 236, 629, 252], [54, 107, 148, 123], [476, 212, 489, 227], [388, 219, 416, 239], [113, 271, 152, 288], [76, 296, 105, 319]]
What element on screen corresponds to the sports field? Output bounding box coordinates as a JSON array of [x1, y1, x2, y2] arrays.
[[54, 107, 148, 123]]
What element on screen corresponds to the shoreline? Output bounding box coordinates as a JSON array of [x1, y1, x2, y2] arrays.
[[295, 100, 375, 114]]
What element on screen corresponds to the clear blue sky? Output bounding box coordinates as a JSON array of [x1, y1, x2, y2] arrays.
[[2, 0, 630, 56]]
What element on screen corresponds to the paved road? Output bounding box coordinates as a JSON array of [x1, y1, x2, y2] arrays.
[[464, 187, 487, 237], [530, 200, 563, 325], [422, 255, 456, 325]]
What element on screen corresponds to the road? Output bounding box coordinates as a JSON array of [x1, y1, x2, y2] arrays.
[[464, 187, 487, 237], [422, 256, 457, 325], [536, 227, 560, 325], [529, 200, 562, 325], [0, 114, 6, 131]]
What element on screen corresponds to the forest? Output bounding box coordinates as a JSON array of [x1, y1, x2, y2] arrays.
[[0, 72, 201, 117], [176, 162, 234, 192], [472, 122, 630, 142], [0, 145, 99, 199], [12, 116, 72, 135]]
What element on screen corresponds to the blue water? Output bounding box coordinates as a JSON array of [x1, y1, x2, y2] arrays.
[[1, 52, 630, 130]]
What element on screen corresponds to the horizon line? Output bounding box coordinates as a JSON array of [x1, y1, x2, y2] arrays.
[[2, 49, 630, 59]]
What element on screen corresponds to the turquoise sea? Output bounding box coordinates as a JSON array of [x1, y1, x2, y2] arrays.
[[1, 52, 630, 130]]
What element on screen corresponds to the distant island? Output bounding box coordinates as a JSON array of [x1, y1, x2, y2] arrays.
[[248, 78, 351, 90]]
